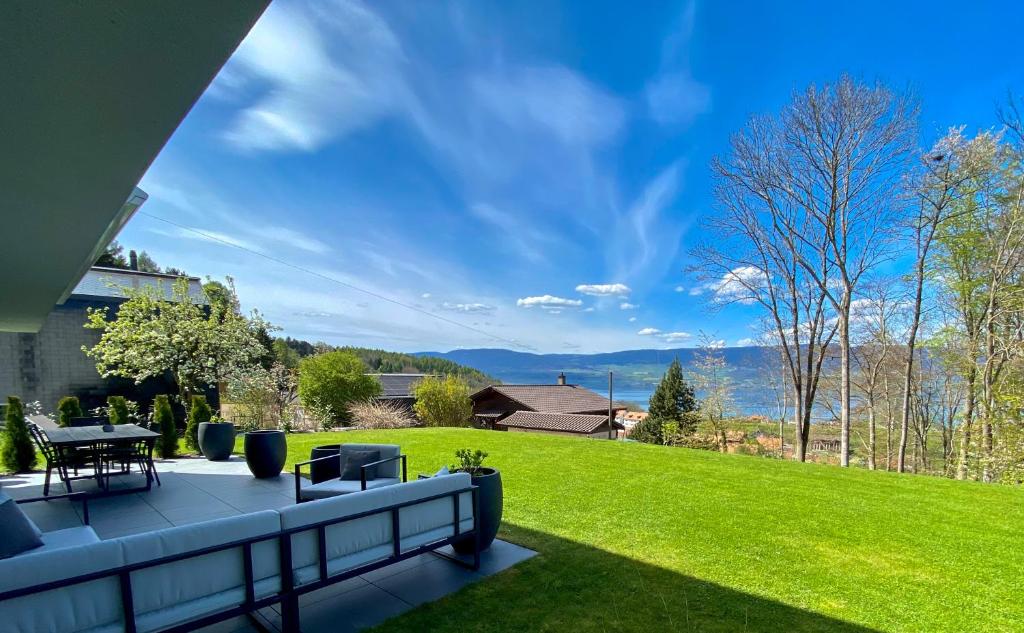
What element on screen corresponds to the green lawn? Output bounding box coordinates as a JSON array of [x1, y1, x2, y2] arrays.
[[256, 429, 1022, 632]]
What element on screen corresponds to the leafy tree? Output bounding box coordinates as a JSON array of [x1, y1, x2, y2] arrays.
[[273, 338, 301, 369], [83, 277, 270, 403], [648, 358, 697, 429], [107, 395, 130, 424], [413, 375, 473, 427], [154, 395, 177, 459], [202, 279, 235, 316], [254, 326, 276, 370], [185, 395, 213, 452], [136, 250, 161, 273], [630, 414, 668, 445], [95, 240, 128, 268], [2, 396, 37, 473], [298, 351, 381, 426], [57, 396, 83, 427]]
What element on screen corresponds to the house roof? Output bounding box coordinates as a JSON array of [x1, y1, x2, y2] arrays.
[[471, 384, 611, 414], [368, 373, 432, 398], [71, 267, 207, 304], [497, 411, 612, 435]]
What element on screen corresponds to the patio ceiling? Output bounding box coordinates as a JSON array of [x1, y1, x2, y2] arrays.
[[0, 1, 269, 332]]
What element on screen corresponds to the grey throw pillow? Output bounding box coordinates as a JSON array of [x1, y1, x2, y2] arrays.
[[0, 490, 44, 559], [339, 449, 380, 481]]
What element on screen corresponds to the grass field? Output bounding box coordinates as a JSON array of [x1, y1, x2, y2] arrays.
[[248, 428, 1021, 632]]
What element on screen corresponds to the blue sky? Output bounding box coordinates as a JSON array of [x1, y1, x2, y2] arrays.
[[119, 0, 1022, 353]]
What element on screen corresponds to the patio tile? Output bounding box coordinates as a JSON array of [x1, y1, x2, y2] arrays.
[[99, 520, 175, 539], [357, 553, 432, 583], [262, 582, 412, 633], [157, 506, 242, 525], [369, 556, 482, 607]]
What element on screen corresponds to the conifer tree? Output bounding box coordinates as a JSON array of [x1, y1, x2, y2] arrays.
[[648, 358, 698, 431], [185, 395, 212, 452], [2, 396, 37, 473], [154, 395, 178, 459]]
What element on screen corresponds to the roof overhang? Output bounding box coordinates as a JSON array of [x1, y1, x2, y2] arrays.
[[0, 1, 269, 332]]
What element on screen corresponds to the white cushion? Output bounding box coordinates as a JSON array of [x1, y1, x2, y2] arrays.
[[341, 443, 401, 478], [36, 526, 101, 554], [279, 474, 474, 586], [298, 477, 401, 500], [0, 538, 125, 633], [117, 510, 281, 632]]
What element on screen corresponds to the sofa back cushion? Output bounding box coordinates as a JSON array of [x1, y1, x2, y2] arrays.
[[118, 510, 281, 618], [342, 443, 400, 478], [0, 491, 43, 558], [0, 538, 125, 633], [279, 473, 473, 583]]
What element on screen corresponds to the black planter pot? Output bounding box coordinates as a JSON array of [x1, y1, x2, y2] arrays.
[[244, 430, 287, 478], [453, 467, 502, 554], [198, 422, 235, 461], [309, 444, 341, 483]]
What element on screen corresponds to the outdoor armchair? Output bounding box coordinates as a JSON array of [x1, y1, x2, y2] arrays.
[[294, 443, 408, 503]]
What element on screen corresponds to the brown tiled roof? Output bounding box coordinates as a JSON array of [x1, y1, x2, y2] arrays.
[[497, 411, 611, 434], [472, 384, 610, 414]]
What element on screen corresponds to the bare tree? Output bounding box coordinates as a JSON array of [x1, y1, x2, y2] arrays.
[[851, 279, 900, 470]]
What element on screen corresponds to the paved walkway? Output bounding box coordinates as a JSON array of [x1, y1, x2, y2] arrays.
[[1, 456, 535, 633]]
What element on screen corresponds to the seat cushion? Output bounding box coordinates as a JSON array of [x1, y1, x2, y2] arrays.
[[36, 526, 100, 554], [117, 510, 281, 628], [0, 538, 125, 633], [0, 491, 44, 558], [299, 477, 401, 500], [339, 448, 380, 481], [280, 474, 474, 586]]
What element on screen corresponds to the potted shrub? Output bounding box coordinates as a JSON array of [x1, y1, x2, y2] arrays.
[[450, 449, 502, 553], [185, 395, 212, 453], [198, 415, 236, 461], [57, 396, 83, 427]]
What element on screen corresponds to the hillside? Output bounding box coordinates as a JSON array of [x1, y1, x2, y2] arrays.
[[276, 428, 1024, 632], [279, 338, 500, 390]]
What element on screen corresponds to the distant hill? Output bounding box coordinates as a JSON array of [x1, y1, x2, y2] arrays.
[[416, 347, 781, 412], [279, 338, 500, 390]]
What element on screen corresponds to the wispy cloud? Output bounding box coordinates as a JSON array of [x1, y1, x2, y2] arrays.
[[619, 302, 638, 310], [575, 283, 631, 297], [440, 301, 494, 314], [644, 2, 711, 128]]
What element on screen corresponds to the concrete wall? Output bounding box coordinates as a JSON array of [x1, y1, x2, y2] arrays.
[[0, 297, 212, 416]]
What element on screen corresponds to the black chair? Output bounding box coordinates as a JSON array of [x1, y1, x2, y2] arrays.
[[68, 416, 107, 427], [28, 423, 98, 495], [97, 438, 160, 489]]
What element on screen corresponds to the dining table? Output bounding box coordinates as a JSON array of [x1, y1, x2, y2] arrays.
[[44, 423, 161, 495]]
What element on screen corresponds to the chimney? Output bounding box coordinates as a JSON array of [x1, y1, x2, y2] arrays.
[[557, 372, 566, 386], [129, 250, 139, 271]]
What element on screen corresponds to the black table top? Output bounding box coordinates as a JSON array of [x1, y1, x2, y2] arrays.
[[45, 423, 160, 446]]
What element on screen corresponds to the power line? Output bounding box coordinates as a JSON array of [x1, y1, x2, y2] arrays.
[[138, 211, 528, 349]]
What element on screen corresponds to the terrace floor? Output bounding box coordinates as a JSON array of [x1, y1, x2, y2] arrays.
[[0, 456, 535, 633]]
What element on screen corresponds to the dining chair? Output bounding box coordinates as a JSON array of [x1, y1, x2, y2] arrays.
[[68, 416, 107, 427], [97, 438, 161, 489], [28, 423, 97, 495]]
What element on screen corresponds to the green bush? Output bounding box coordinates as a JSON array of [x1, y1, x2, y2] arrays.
[[629, 414, 668, 445], [57, 396, 83, 427], [185, 395, 212, 452], [154, 395, 177, 459], [413, 375, 473, 427], [2, 396, 37, 473], [107, 395, 130, 425], [298, 351, 381, 426]]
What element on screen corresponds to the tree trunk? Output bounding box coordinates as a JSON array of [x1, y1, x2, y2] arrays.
[[839, 311, 851, 467], [898, 253, 927, 473], [794, 385, 807, 462], [867, 395, 876, 470], [956, 368, 977, 480]]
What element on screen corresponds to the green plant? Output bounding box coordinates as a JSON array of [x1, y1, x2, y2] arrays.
[[107, 395, 130, 425], [451, 448, 489, 476], [185, 394, 213, 451], [2, 396, 37, 473], [412, 375, 473, 427], [629, 414, 668, 445], [154, 395, 177, 459], [297, 351, 381, 426], [57, 396, 83, 427]]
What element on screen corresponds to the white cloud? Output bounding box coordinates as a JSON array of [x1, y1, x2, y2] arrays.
[[705, 339, 726, 349], [736, 337, 756, 347], [637, 327, 661, 336], [693, 266, 766, 304], [516, 295, 583, 309], [628, 316, 637, 323], [421, 293, 431, 299], [660, 331, 692, 343], [440, 301, 494, 313], [644, 2, 711, 128], [582, 307, 596, 313], [619, 302, 638, 310], [575, 283, 631, 297], [674, 285, 685, 292]]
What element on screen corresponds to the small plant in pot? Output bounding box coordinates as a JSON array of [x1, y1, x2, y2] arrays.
[[450, 448, 503, 554], [197, 414, 236, 462]]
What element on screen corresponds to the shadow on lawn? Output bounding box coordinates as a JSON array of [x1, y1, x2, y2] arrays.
[[373, 523, 881, 633]]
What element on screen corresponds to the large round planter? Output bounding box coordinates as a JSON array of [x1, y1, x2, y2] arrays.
[[244, 430, 287, 478], [453, 468, 503, 554], [309, 444, 341, 483], [198, 422, 235, 461]]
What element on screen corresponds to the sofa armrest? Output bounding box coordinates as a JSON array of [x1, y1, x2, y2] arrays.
[[16, 491, 91, 525], [361, 454, 407, 490]]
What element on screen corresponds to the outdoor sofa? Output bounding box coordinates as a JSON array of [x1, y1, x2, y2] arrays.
[[0, 472, 479, 633]]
